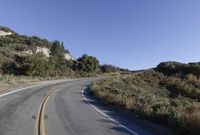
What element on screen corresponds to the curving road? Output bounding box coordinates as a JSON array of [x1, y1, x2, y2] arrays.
[[0, 78, 173, 135]]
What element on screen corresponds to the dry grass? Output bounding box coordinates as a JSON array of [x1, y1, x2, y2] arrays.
[[90, 70, 200, 134], [0, 74, 43, 95], [178, 106, 200, 135]]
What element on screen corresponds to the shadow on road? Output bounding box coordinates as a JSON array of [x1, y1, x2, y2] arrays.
[[80, 87, 174, 135]]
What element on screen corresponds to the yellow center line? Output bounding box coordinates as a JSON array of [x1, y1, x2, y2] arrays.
[[35, 89, 58, 135]]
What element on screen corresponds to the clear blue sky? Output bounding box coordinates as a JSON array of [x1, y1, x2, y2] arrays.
[[0, 0, 200, 70]]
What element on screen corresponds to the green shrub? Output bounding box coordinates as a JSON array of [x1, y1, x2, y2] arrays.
[[100, 64, 118, 73], [77, 54, 99, 72], [22, 54, 54, 77], [156, 61, 200, 77], [50, 40, 66, 70]]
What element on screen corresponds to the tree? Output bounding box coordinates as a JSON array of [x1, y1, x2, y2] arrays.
[[77, 54, 99, 72], [100, 64, 118, 73], [50, 40, 66, 70]]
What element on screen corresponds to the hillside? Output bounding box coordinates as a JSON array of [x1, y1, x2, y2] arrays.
[[0, 26, 75, 60], [0, 26, 100, 77], [91, 61, 200, 135]]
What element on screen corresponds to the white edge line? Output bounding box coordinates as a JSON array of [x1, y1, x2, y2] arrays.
[[0, 80, 70, 98], [81, 88, 139, 135]]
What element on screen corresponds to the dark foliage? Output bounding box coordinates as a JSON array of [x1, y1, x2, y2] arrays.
[[77, 54, 99, 72], [156, 61, 200, 77], [100, 64, 118, 73]]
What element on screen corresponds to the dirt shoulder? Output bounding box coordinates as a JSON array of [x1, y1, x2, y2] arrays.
[[0, 76, 104, 96], [0, 75, 75, 95], [0, 81, 41, 95]]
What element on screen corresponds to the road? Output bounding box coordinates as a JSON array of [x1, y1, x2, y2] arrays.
[[0, 78, 173, 135]]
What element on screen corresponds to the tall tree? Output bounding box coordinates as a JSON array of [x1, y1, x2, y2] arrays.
[[50, 40, 66, 70], [77, 54, 99, 72]]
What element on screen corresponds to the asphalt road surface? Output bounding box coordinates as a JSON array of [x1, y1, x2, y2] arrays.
[[0, 78, 173, 135]]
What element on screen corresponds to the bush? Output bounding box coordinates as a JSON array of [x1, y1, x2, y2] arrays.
[[50, 40, 66, 70], [22, 54, 54, 77], [156, 61, 200, 77], [90, 69, 200, 134], [178, 106, 200, 135], [77, 54, 99, 72], [14, 44, 28, 51], [0, 53, 4, 73], [100, 64, 118, 73]]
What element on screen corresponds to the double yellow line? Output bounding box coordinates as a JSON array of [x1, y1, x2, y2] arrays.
[[35, 89, 58, 135]]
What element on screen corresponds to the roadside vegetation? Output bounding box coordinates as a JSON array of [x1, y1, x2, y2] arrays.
[[0, 26, 102, 78], [90, 61, 200, 135], [0, 26, 130, 79]]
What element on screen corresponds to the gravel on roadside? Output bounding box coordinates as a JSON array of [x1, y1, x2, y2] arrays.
[[0, 81, 41, 95]]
